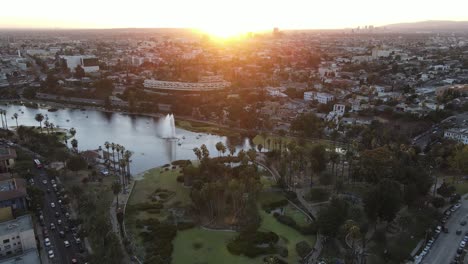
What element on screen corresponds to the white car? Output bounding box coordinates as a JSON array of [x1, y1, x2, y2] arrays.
[[50, 223, 55, 230], [51, 179, 56, 185], [50, 202, 56, 208], [42, 180, 48, 184], [460, 241, 466, 248], [44, 238, 51, 247], [64, 240, 70, 247], [57, 219, 62, 225], [48, 250, 54, 259]]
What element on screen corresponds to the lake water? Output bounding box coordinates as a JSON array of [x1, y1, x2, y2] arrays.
[[1, 103, 252, 174]]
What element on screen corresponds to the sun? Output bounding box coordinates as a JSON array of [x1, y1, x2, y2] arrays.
[[195, 25, 249, 40]]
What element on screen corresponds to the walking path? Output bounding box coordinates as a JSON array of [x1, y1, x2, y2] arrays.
[[256, 153, 324, 264], [109, 178, 137, 263]]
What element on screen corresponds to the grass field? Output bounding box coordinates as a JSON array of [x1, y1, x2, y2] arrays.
[[128, 167, 190, 207], [439, 176, 468, 195], [129, 168, 316, 263], [172, 228, 260, 264], [283, 204, 312, 227]]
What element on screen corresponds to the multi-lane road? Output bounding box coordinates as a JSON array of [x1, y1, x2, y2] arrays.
[[424, 200, 468, 264], [33, 166, 84, 264]]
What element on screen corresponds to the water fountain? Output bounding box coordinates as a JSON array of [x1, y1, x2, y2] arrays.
[[157, 114, 178, 161], [157, 114, 177, 139]]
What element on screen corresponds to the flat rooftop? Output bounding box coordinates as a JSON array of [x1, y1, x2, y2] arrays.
[[0, 249, 40, 264], [0, 215, 33, 235]]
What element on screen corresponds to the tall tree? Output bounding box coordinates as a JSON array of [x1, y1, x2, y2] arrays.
[[35, 113, 44, 131]]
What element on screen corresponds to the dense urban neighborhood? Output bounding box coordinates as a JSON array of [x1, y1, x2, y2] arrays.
[[0, 23, 468, 264]]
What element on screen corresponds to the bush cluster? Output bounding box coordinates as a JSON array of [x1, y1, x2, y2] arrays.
[[227, 231, 279, 258], [262, 199, 288, 212]]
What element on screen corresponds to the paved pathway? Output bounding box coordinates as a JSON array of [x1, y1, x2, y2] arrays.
[[256, 154, 324, 264]]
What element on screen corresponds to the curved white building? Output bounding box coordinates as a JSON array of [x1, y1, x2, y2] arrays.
[[144, 76, 230, 92]]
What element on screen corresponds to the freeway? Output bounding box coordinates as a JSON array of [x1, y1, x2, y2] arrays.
[[32, 166, 85, 264], [424, 200, 468, 264]]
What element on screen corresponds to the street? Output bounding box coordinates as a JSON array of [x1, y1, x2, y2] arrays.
[[424, 200, 468, 264], [32, 166, 84, 264]]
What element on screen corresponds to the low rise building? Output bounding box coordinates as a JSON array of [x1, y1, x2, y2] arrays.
[[0, 174, 27, 210], [444, 128, 468, 144], [0, 215, 39, 263], [0, 147, 16, 174]]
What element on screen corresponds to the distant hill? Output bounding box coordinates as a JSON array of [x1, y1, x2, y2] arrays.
[[385, 20, 468, 32]]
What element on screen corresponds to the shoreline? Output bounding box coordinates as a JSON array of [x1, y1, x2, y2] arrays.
[[1, 99, 244, 137]]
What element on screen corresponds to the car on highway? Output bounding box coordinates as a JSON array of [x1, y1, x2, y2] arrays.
[[50, 223, 55, 230], [71, 259, 78, 264], [50, 202, 56, 208], [44, 238, 51, 247], [74, 237, 81, 244], [58, 219, 62, 225], [48, 250, 54, 259], [64, 240, 70, 248], [42, 179, 47, 184], [59, 230, 65, 238], [55, 212, 60, 218], [51, 179, 56, 185]]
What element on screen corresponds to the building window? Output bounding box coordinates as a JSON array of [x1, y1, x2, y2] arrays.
[[4, 245, 10, 250], [2, 239, 9, 244]]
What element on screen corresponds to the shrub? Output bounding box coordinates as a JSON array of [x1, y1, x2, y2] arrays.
[[193, 241, 203, 250], [295, 241, 312, 258], [275, 214, 297, 227], [278, 247, 288, 258], [307, 188, 330, 202], [176, 175, 184, 183], [262, 199, 288, 212], [172, 160, 191, 167]]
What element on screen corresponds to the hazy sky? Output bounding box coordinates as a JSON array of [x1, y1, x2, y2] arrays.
[[1, 0, 467, 33]]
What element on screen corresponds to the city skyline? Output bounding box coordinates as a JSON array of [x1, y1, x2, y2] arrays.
[[1, 0, 468, 37]]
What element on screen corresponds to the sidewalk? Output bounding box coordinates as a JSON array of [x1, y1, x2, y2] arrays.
[[109, 179, 136, 263], [34, 224, 51, 264]]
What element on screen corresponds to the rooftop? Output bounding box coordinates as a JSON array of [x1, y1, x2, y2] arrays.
[[0, 215, 33, 236], [0, 249, 40, 264]]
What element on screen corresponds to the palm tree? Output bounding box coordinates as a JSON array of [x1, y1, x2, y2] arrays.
[[124, 150, 132, 180], [71, 139, 78, 150], [111, 181, 121, 211], [104, 141, 111, 163], [12, 113, 18, 128], [111, 143, 116, 172], [44, 120, 50, 134], [2, 110, 8, 130], [69, 127, 76, 137], [35, 113, 44, 131]]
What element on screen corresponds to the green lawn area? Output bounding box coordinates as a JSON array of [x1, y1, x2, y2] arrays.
[[283, 204, 312, 227], [439, 176, 468, 195], [172, 228, 260, 264], [129, 169, 316, 263], [128, 166, 190, 207]]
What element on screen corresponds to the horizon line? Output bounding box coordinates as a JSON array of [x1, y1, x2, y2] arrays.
[[1, 19, 467, 32]]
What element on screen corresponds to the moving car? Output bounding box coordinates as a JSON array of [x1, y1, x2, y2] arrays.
[[50, 202, 56, 208], [44, 238, 51, 247], [64, 240, 70, 247], [48, 250, 54, 259], [50, 223, 55, 230]]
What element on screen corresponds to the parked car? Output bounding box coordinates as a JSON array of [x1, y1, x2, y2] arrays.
[[50, 202, 55, 208], [50, 223, 55, 230], [44, 238, 51, 247], [460, 241, 466, 248], [48, 250, 54, 259], [64, 240, 70, 248]]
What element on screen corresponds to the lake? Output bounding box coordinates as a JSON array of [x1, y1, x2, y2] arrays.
[[1, 103, 252, 174]]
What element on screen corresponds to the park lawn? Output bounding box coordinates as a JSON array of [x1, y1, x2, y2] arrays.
[[172, 228, 261, 264], [259, 209, 316, 263], [283, 204, 312, 227], [439, 176, 468, 195], [128, 166, 190, 207]]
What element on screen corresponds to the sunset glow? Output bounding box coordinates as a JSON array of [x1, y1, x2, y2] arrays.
[[1, 0, 467, 30]]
